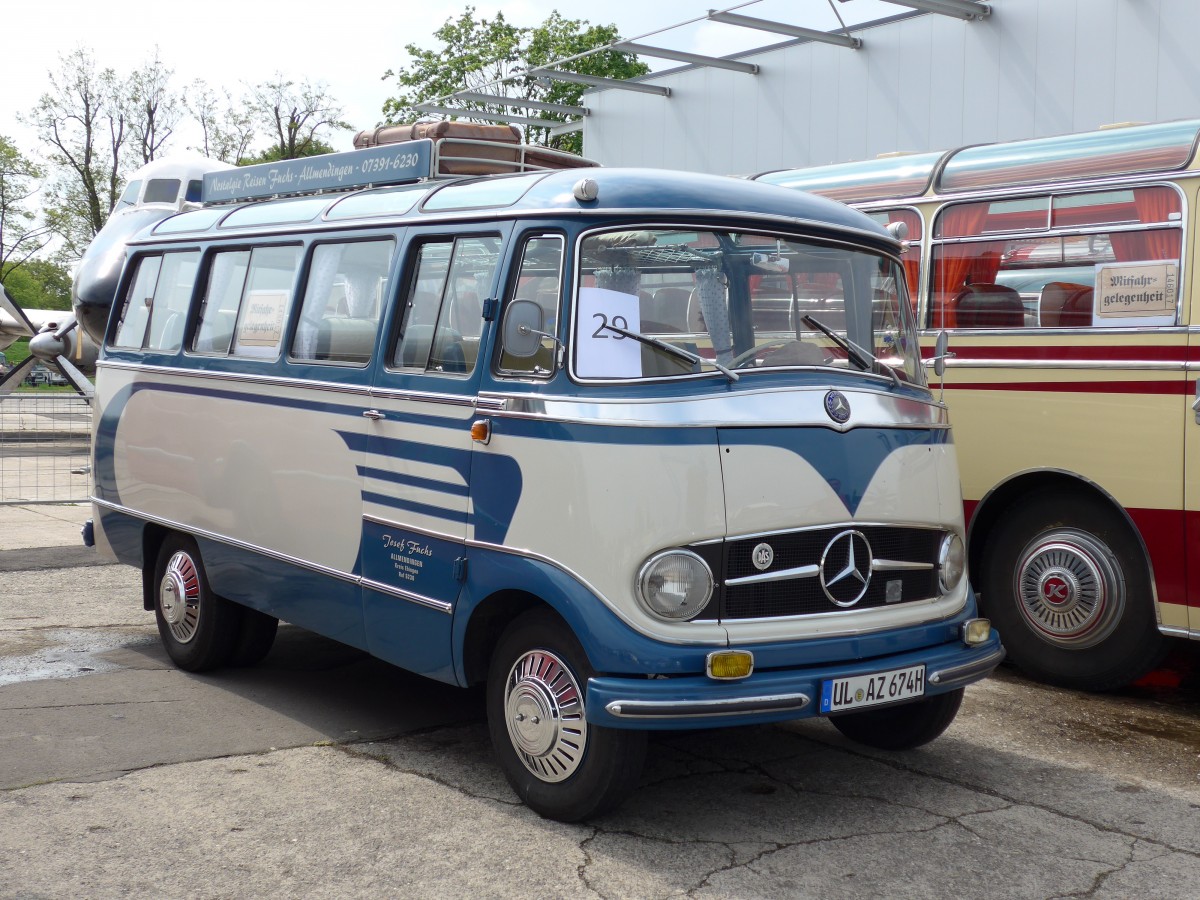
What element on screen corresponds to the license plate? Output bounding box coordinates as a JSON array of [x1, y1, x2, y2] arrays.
[[819, 664, 925, 714]]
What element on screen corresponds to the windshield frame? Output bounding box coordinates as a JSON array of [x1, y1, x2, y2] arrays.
[[566, 222, 925, 389]]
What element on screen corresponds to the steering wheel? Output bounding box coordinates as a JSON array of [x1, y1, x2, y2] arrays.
[[730, 339, 805, 368]]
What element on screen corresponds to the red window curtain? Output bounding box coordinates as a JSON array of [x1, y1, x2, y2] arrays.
[[1110, 187, 1181, 262], [931, 204, 1002, 327]]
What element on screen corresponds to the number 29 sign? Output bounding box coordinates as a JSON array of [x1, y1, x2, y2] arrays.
[[575, 287, 643, 378]]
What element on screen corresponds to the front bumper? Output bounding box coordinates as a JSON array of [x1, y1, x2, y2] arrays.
[[586, 633, 1004, 730]]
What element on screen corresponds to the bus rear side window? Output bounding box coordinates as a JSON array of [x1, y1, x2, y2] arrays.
[[192, 246, 300, 359], [292, 239, 394, 365], [112, 251, 200, 351]]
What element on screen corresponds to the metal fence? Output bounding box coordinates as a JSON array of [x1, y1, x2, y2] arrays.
[[0, 394, 93, 505]]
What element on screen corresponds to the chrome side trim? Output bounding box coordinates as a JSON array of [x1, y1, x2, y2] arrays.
[[1158, 624, 1200, 640], [483, 387, 949, 431], [363, 514, 464, 545], [92, 498, 452, 614], [927, 645, 1006, 687], [98, 360, 374, 396], [726, 564, 818, 587], [92, 497, 357, 585], [97, 360, 488, 408], [604, 692, 812, 719], [944, 359, 1187, 371], [360, 578, 453, 613], [873, 559, 935, 572]]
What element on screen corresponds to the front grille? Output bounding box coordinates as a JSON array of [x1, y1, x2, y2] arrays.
[[715, 525, 943, 620]]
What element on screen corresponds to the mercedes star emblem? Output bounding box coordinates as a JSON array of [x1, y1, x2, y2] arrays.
[[820, 529, 873, 607], [824, 390, 851, 424]]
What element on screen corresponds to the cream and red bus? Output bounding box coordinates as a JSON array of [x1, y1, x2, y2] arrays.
[[754, 120, 1200, 691]]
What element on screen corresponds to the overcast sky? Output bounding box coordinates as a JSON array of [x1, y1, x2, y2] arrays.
[[2, 0, 897, 157]]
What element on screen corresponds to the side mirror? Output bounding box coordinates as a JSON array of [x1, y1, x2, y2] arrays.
[[933, 330, 949, 378], [502, 298, 548, 359]]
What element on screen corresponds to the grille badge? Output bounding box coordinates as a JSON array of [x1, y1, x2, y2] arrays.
[[819, 530, 873, 607], [751, 543, 774, 571]]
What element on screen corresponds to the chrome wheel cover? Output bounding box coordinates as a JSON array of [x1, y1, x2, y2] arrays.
[[503, 649, 588, 783], [159, 551, 202, 645], [1014, 529, 1125, 649]]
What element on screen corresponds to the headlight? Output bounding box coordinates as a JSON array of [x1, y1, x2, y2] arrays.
[[637, 550, 713, 621], [938, 532, 966, 593]]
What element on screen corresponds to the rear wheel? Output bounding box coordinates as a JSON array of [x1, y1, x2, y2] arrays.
[[979, 490, 1167, 691], [830, 688, 963, 750], [486, 609, 646, 822], [153, 534, 240, 672], [230, 607, 279, 667]]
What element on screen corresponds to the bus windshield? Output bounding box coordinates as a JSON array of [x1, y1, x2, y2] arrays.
[[573, 227, 923, 385]]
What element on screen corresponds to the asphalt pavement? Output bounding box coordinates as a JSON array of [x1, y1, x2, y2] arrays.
[[2, 504, 1200, 899]]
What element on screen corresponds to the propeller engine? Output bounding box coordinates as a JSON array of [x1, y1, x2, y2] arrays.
[[0, 285, 96, 397]]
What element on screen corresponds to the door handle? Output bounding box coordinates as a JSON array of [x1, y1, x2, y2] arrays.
[[363, 409, 384, 421]]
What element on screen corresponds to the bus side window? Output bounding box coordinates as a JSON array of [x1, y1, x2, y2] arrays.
[[393, 236, 501, 374], [230, 246, 301, 360], [112, 256, 163, 349], [194, 250, 250, 354], [498, 235, 564, 376], [111, 251, 200, 351], [291, 239, 394, 365], [930, 187, 1182, 330]]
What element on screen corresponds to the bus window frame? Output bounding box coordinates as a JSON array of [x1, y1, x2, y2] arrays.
[[494, 230, 567, 380], [286, 235, 398, 369], [383, 226, 509, 380], [926, 181, 1189, 332]]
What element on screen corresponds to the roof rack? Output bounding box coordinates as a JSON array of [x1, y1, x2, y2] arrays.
[[202, 122, 598, 206]]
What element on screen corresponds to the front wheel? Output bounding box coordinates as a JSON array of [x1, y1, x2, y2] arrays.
[[153, 534, 240, 672], [830, 688, 963, 750], [979, 490, 1167, 691], [486, 609, 646, 822]]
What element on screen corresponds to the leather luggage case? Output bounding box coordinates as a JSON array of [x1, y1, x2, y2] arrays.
[[353, 122, 524, 175]]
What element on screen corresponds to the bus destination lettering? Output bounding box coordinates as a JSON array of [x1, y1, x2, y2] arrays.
[[203, 142, 433, 203]]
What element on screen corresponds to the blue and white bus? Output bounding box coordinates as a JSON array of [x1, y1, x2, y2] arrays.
[[76, 129, 1003, 821]]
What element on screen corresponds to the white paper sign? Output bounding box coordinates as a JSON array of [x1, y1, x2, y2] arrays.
[[1094, 261, 1178, 327], [575, 287, 643, 378]]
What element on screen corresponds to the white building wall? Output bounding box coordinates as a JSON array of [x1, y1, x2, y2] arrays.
[[582, 0, 1200, 174]]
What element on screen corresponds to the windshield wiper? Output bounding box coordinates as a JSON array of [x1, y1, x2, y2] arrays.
[[802, 314, 900, 388], [602, 323, 739, 382]]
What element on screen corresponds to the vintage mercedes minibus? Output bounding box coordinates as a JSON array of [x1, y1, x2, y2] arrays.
[[76, 130, 1001, 821], [755, 119, 1200, 692]]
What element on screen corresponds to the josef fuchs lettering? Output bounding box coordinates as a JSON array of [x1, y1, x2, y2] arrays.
[[382, 534, 433, 584]]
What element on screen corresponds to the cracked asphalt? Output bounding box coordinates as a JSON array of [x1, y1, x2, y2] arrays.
[[2, 560, 1199, 898]]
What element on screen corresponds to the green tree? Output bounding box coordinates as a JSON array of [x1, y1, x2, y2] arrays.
[[0, 135, 52, 285], [381, 7, 647, 153], [247, 76, 351, 161], [184, 80, 255, 165], [238, 138, 337, 166], [22, 47, 130, 259], [1, 259, 72, 310]]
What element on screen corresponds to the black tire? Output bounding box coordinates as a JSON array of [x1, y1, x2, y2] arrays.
[[979, 490, 1167, 691], [152, 534, 240, 672], [230, 607, 279, 667], [830, 688, 963, 750], [486, 608, 646, 822]]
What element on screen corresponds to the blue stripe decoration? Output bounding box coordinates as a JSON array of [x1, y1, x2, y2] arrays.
[[357, 466, 469, 497], [363, 490, 466, 524], [719, 427, 948, 517], [497, 416, 716, 447], [339, 431, 473, 481]]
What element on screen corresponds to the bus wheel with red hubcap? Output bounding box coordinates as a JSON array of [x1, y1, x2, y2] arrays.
[[980, 491, 1167, 691], [153, 534, 240, 672], [487, 609, 646, 822]]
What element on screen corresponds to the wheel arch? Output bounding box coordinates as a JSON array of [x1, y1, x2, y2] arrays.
[[140, 521, 171, 611], [460, 588, 554, 687], [966, 468, 1156, 603]]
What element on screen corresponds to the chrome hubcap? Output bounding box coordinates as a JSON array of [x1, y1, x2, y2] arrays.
[[504, 649, 587, 783], [159, 551, 201, 644], [1014, 530, 1124, 648]]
